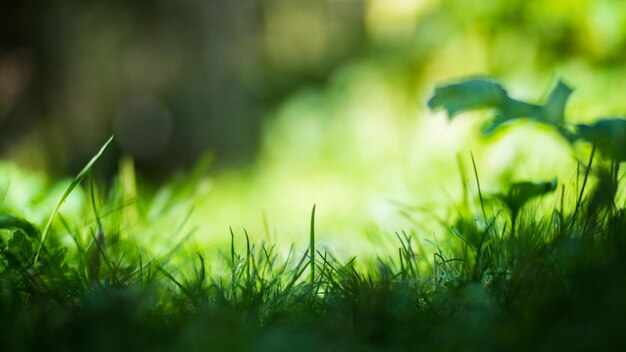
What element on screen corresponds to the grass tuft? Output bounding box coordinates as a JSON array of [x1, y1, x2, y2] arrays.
[[3, 132, 626, 349]]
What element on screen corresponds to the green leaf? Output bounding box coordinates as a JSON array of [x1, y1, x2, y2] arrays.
[[33, 136, 114, 266], [500, 179, 558, 220], [543, 80, 574, 125], [428, 77, 573, 137], [427, 78, 508, 117], [577, 118, 626, 161], [587, 168, 618, 213], [0, 214, 39, 239]]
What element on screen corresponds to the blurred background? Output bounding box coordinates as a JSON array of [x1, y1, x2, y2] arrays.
[[3, 0, 626, 254]]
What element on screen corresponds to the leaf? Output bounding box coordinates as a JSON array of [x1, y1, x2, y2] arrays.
[[428, 77, 574, 137], [0, 214, 40, 239], [483, 79, 572, 135], [427, 78, 508, 117], [543, 80, 574, 125], [587, 168, 618, 213], [499, 179, 558, 220], [33, 136, 114, 266], [577, 118, 626, 161]]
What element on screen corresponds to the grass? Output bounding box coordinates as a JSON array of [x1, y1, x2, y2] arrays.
[[2, 142, 626, 351]]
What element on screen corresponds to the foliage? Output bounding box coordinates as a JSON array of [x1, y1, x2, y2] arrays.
[[2, 78, 626, 350], [429, 77, 626, 162], [428, 78, 572, 137]]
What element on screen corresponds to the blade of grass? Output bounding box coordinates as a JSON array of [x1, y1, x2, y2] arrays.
[[229, 226, 237, 299], [573, 143, 596, 221], [244, 228, 251, 283], [34, 136, 114, 266], [281, 247, 311, 298], [0, 179, 9, 207], [310, 204, 316, 286], [155, 265, 193, 300], [470, 152, 487, 225]]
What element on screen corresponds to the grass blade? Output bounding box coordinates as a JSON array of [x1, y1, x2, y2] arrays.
[[310, 204, 316, 286], [572, 143, 596, 222], [33, 136, 114, 266]]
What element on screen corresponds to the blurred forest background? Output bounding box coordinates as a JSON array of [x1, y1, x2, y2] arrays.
[[3, 0, 626, 252]]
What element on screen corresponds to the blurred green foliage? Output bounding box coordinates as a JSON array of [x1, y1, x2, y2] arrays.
[[3, 0, 626, 255], [2, 0, 626, 176], [3, 2, 626, 348]]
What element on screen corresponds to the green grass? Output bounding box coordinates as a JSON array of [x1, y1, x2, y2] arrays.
[[3, 74, 626, 350], [2, 142, 626, 351]]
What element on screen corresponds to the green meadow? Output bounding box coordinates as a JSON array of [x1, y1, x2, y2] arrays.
[[3, 1, 626, 351], [3, 76, 626, 351]]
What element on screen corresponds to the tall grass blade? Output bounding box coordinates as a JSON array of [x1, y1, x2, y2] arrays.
[[244, 228, 251, 282], [34, 136, 114, 266], [470, 152, 487, 224], [310, 204, 316, 286], [155, 265, 193, 300], [573, 143, 596, 221]]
